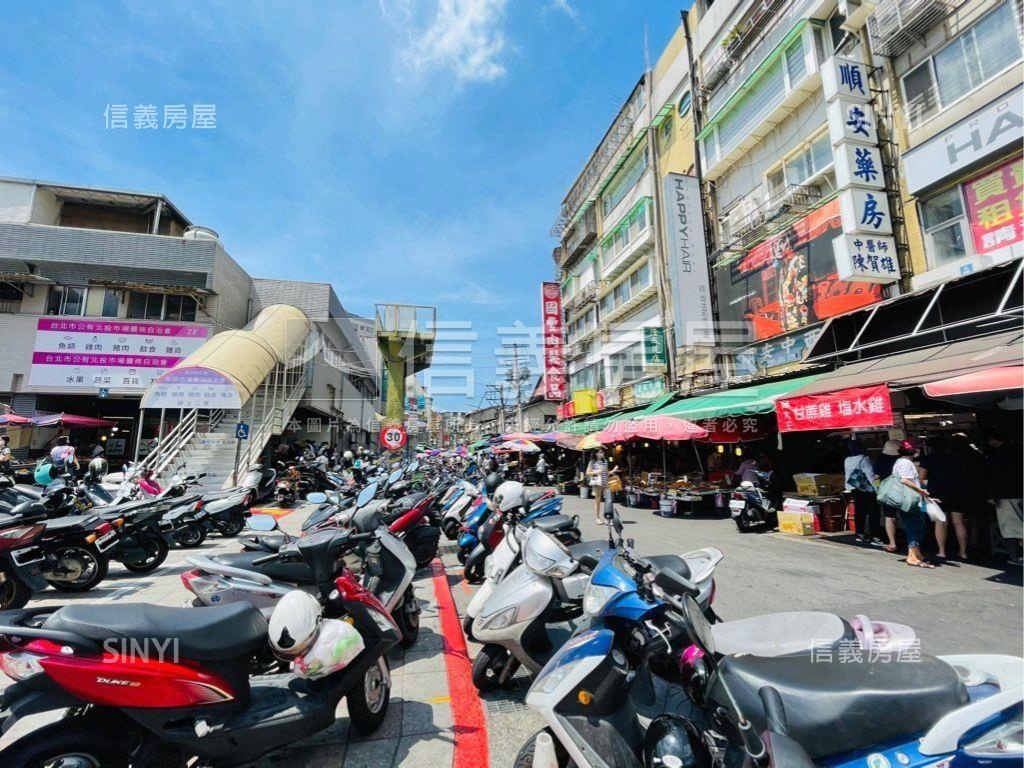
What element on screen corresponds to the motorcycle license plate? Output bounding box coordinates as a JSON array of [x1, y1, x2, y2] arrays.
[[95, 531, 118, 551], [194, 511, 208, 519], [728, 500, 745, 511], [11, 546, 44, 566]]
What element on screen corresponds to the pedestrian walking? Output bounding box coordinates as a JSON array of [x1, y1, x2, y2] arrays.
[[985, 429, 1023, 566], [920, 435, 965, 560], [586, 449, 609, 524], [535, 454, 547, 486], [874, 440, 901, 553], [893, 440, 935, 569], [844, 440, 879, 544]]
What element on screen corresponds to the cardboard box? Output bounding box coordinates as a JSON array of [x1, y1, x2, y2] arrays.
[[779, 510, 816, 536], [793, 473, 845, 496]]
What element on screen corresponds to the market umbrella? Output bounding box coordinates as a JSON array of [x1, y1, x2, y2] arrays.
[[534, 432, 564, 443], [555, 433, 584, 450], [31, 413, 115, 428], [500, 431, 536, 441], [594, 416, 708, 493], [499, 438, 540, 453], [0, 413, 33, 426], [576, 434, 603, 451]]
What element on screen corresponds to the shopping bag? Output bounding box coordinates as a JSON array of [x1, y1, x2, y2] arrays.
[[608, 475, 623, 493], [877, 475, 919, 512], [291, 618, 365, 679], [925, 499, 946, 523]]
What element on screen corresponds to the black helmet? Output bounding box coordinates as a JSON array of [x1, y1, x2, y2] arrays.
[[88, 457, 109, 481], [484, 472, 503, 497]]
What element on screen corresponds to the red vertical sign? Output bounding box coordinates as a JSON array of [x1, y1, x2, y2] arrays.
[[541, 282, 566, 401], [964, 157, 1023, 255]]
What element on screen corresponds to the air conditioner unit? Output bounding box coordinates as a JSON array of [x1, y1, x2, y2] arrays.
[[840, 0, 877, 31]]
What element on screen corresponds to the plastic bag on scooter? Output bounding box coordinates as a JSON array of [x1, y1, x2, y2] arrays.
[[291, 619, 365, 679]]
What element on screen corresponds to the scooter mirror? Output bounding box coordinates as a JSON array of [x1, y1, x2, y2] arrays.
[[408, 461, 419, 474], [387, 469, 402, 487], [326, 490, 341, 505], [306, 492, 328, 504], [246, 514, 279, 532], [356, 481, 379, 508]]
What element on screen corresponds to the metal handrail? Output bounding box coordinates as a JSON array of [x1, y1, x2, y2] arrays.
[[140, 408, 226, 481]]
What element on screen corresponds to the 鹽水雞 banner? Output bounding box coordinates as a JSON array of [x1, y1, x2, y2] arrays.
[[775, 384, 893, 432], [540, 282, 566, 401]]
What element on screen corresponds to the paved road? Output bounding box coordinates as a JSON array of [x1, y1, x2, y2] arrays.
[[1, 493, 1019, 767]]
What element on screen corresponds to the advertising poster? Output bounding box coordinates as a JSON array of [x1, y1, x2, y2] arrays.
[[964, 157, 1023, 256], [28, 318, 209, 391], [715, 199, 883, 344]]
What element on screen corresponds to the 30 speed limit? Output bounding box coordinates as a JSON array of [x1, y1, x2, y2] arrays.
[[380, 423, 407, 452]]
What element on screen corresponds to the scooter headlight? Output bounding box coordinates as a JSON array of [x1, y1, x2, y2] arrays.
[[532, 656, 589, 695], [481, 606, 519, 631], [965, 718, 1024, 758], [583, 583, 619, 617]]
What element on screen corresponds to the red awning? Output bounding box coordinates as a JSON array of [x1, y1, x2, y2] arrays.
[[31, 413, 115, 428], [923, 366, 1024, 398], [0, 413, 33, 426]]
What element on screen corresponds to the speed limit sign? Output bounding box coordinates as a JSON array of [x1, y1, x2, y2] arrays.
[[380, 423, 407, 452]]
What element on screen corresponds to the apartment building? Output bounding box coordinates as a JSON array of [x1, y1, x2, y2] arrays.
[[876, 0, 1022, 290]]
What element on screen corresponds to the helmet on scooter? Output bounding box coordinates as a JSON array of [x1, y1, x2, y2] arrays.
[[491, 480, 525, 513], [343, 450, 354, 461], [484, 472, 503, 498], [87, 456, 109, 481], [268, 590, 323, 658]]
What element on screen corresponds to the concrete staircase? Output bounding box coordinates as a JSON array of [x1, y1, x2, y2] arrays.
[[174, 419, 243, 493]]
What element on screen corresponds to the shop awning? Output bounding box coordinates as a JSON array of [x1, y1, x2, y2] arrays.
[[562, 407, 646, 434], [0, 258, 52, 285], [924, 365, 1024, 398], [782, 330, 1023, 398], [652, 374, 823, 421], [639, 392, 676, 415], [32, 413, 115, 428], [806, 260, 1022, 363]]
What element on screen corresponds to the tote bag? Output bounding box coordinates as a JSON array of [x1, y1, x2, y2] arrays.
[[877, 475, 920, 512]]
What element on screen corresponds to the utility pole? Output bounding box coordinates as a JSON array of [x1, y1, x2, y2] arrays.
[[483, 383, 509, 434], [502, 343, 531, 432]]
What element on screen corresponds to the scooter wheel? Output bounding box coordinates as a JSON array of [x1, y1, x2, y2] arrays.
[[47, 546, 109, 593], [347, 657, 391, 734], [464, 558, 485, 585], [513, 728, 576, 768], [0, 717, 134, 768], [734, 515, 752, 533], [0, 565, 32, 611], [442, 519, 459, 540], [121, 535, 169, 573], [462, 613, 475, 642], [216, 513, 246, 538], [471, 644, 511, 693], [456, 548, 468, 565], [175, 522, 208, 548], [396, 588, 420, 648]]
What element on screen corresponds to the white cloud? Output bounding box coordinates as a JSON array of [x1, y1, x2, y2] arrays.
[[400, 0, 509, 84], [547, 0, 576, 19]]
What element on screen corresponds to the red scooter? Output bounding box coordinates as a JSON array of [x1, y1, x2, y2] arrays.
[[0, 528, 400, 767]]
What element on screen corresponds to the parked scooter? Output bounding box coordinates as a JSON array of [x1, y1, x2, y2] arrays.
[[0, 513, 47, 610], [0, 527, 401, 766], [182, 484, 422, 647], [729, 470, 778, 532]]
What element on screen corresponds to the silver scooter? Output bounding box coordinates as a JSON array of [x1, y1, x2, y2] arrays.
[[470, 524, 721, 692]]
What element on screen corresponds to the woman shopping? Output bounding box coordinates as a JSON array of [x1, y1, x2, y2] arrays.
[[889, 440, 937, 569], [586, 449, 609, 525]]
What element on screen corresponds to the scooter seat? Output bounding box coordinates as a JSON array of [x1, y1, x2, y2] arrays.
[[712, 653, 968, 759], [205, 495, 246, 514], [531, 514, 576, 534], [567, 540, 609, 571], [43, 515, 99, 530], [239, 533, 288, 552], [45, 602, 268, 663], [203, 488, 241, 501], [642, 554, 691, 582], [710, 612, 854, 657], [211, 552, 316, 586]]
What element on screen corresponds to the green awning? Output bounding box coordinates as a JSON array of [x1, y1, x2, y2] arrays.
[[563, 407, 645, 434], [639, 392, 676, 415], [653, 374, 823, 421]]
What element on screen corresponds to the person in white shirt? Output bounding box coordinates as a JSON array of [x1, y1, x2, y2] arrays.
[[893, 440, 935, 569], [843, 440, 879, 544]]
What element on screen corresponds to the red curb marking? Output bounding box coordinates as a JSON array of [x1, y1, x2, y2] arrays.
[[431, 559, 490, 768]]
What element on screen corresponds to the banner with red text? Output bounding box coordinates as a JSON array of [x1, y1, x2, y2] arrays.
[[541, 282, 567, 401], [775, 384, 893, 432]]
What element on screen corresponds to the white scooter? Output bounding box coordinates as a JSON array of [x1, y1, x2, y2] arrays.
[[441, 479, 484, 540], [471, 522, 722, 693]]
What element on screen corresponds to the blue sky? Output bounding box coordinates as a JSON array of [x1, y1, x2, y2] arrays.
[[0, 0, 686, 411]]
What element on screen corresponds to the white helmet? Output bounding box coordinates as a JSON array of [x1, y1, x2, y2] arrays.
[[491, 480, 525, 513], [268, 591, 322, 658], [740, 480, 755, 489], [343, 450, 354, 461]]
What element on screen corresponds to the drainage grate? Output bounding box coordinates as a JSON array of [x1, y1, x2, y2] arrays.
[[483, 692, 529, 715]]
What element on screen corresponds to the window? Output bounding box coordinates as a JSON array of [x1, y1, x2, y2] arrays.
[[678, 91, 692, 117], [101, 289, 120, 318], [570, 362, 603, 391], [767, 166, 785, 194], [602, 150, 649, 217], [920, 187, 970, 268], [784, 132, 833, 186], [827, 10, 847, 53], [784, 37, 807, 85], [901, 3, 1022, 128], [128, 291, 197, 321], [602, 199, 652, 266], [46, 286, 87, 316], [602, 261, 653, 316], [164, 294, 197, 322], [608, 342, 645, 386]]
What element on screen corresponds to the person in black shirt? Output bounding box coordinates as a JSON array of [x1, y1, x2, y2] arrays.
[[873, 440, 901, 553], [986, 429, 1023, 566]]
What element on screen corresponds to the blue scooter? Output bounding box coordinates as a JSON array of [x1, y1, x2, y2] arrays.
[[456, 491, 561, 566]]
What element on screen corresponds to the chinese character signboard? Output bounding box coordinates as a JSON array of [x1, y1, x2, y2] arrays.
[[775, 384, 894, 432], [827, 99, 878, 146], [964, 157, 1023, 255], [822, 56, 871, 103], [643, 327, 667, 367], [729, 328, 821, 378], [833, 234, 900, 283], [835, 143, 885, 190], [839, 188, 892, 235], [540, 282, 567, 401], [663, 173, 714, 349], [29, 319, 209, 392], [140, 366, 242, 410], [632, 378, 666, 404], [695, 415, 771, 444]]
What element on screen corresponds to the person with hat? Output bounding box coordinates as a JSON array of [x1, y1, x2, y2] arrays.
[[873, 439, 901, 553], [844, 439, 879, 544]]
